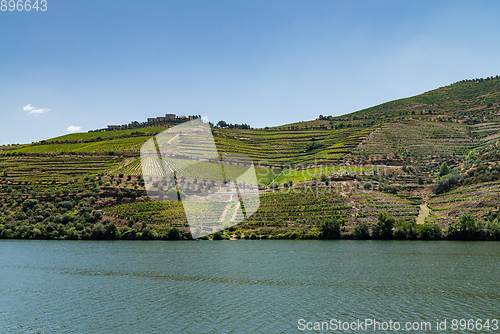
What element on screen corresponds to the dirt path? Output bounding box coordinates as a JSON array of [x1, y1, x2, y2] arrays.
[[108, 157, 134, 174], [339, 186, 358, 218], [416, 203, 430, 224], [269, 169, 284, 186], [167, 133, 179, 144], [219, 194, 233, 222], [230, 201, 241, 222]]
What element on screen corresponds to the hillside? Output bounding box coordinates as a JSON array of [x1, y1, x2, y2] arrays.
[[1, 76, 500, 241], [4, 77, 500, 165]]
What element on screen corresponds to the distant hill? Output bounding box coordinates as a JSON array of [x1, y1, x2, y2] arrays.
[[3, 76, 500, 166]]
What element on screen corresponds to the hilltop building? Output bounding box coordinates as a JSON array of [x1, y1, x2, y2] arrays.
[[145, 113, 198, 123]]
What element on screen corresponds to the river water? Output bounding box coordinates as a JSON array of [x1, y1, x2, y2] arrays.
[[1, 240, 498, 333]]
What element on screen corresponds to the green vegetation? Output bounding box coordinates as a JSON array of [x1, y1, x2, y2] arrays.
[[377, 211, 396, 239], [212, 125, 375, 165], [2, 76, 500, 240], [269, 165, 372, 186], [112, 157, 280, 187], [319, 218, 341, 239], [12, 137, 149, 156], [439, 162, 449, 177]]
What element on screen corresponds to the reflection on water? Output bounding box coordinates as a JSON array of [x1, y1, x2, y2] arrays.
[[1, 240, 498, 333]]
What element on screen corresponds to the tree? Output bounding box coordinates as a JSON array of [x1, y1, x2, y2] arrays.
[[105, 222, 118, 240], [212, 231, 223, 240], [370, 223, 380, 239], [217, 120, 228, 128], [439, 162, 449, 177], [456, 213, 478, 239], [91, 223, 105, 239], [352, 223, 370, 240], [92, 210, 103, 221], [485, 218, 500, 240], [168, 227, 181, 240], [377, 212, 395, 239], [393, 220, 416, 240], [447, 213, 478, 240], [22, 199, 39, 212], [115, 190, 124, 200], [319, 218, 340, 239]]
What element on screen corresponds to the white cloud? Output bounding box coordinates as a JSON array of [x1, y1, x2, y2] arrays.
[[23, 104, 50, 115], [23, 104, 35, 112], [67, 126, 81, 133], [30, 108, 50, 114]]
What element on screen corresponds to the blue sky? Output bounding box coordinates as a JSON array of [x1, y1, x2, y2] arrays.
[[1, 0, 500, 145]]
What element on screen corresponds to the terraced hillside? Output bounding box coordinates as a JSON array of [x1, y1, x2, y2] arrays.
[[104, 201, 187, 227], [471, 122, 500, 142], [10, 126, 171, 157], [243, 189, 350, 226], [2, 76, 500, 240], [101, 188, 351, 236], [427, 181, 500, 227], [341, 76, 500, 123], [348, 191, 421, 223], [212, 125, 375, 165], [351, 120, 479, 158], [0, 156, 122, 182]]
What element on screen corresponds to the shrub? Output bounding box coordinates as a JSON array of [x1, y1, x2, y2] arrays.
[[119, 226, 136, 239], [380, 184, 400, 194], [417, 222, 442, 240], [305, 141, 323, 152], [33, 228, 43, 239], [466, 150, 477, 162], [435, 173, 459, 194], [212, 231, 223, 240]]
